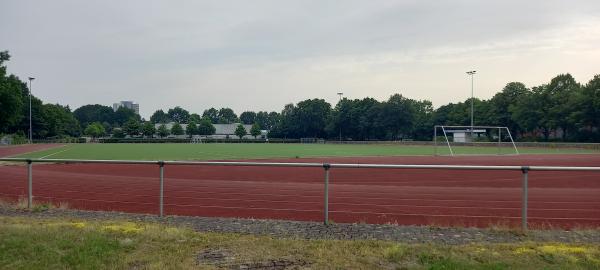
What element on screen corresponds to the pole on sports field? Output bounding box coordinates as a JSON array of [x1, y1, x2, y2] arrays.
[[159, 161, 164, 217], [28, 77, 35, 143], [323, 163, 331, 225], [498, 127, 501, 155], [521, 166, 529, 231], [27, 159, 33, 208], [337, 92, 343, 142], [433, 126, 437, 156], [466, 71, 476, 139], [506, 128, 520, 155], [441, 126, 454, 156]]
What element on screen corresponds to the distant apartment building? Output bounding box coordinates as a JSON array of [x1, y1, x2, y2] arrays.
[[112, 101, 139, 115]]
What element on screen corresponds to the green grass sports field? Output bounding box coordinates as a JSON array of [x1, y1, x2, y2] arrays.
[[13, 143, 600, 161]]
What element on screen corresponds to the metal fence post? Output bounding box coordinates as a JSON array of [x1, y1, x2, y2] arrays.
[[323, 163, 331, 225], [159, 161, 165, 217], [27, 159, 32, 209], [521, 166, 529, 231]]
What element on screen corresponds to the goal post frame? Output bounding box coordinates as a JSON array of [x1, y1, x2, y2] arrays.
[[433, 125, 519, 156]]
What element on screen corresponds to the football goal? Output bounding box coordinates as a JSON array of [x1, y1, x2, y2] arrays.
[[300, 138, 325, 144], [433, 125, 519, 156]]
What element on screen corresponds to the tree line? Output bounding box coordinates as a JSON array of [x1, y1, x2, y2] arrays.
[[1, 50, 599, 142]]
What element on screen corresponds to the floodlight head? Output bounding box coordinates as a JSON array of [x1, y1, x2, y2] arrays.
[[28, 77, 35, 81], [466, 71, 476, 75], [337, 92, 343, 95]]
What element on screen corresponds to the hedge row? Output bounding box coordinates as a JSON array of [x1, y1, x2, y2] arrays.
[[97, 138, 301, 144]]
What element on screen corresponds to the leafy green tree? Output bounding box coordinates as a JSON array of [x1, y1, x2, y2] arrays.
[[270, 104, 295, 138], [141, 122, 156, 137], [567, 75, 600, 141], [202, 108, 219, 124], [379, 94, 415, 140], [327, 97, 386, 140], [254, 111, 281, 131], [240, 111, 257, 124], [157, 124, 170, 138], [42, 103, 81, 137], [102, 122, 112, 134], [112, 128, 126, 138], [255, 111, 269, 129], [186, 121, 198, 137], [489, 82, 528, 135], [218, 108, 238, 124], [84, 122, 105, 138], [150, 109, 170, 124], [510, 86, 547, 139], [122, 118, 141, 136], [532, 85, 553, 140], [235, 124, 247, 139], [0, 51, 26, 132], [250, 123, 261, 138], [114, 107, 139, 126], [16, 95, 47, 138], [546, 74, 580, 140], [198, 118, 216, 135], [409, 99, 434, 140], [267, 112, 280, 129], [578, 75, 600, 129], [73, 104, 115, 128], [167, 106, 190, 123], [276, 99, 331, 138], [171, 123, 184, 135], [189, 113, 202, 123]]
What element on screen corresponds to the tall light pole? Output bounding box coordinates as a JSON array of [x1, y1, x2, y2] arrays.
[[337, 92, 343, 142], [466, 71, 476, 136], [28, 77, 35, 144]]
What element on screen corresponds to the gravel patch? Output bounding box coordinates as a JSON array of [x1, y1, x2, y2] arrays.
[[196, 249, 308, 269], [1, 206, 598, 244]]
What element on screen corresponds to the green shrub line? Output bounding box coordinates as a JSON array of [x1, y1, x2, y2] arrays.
[[96, 137, 300, 143]]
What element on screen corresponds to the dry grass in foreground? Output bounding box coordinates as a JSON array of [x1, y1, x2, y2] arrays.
[[0, 216, 599, 269]]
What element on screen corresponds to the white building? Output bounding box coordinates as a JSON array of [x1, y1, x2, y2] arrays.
[[113, 101, 140, 115], [446, 129, 486, 143]]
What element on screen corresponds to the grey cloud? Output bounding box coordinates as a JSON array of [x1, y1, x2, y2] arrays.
[[1, 1, 599, 117]]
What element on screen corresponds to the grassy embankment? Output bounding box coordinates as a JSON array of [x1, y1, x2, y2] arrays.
[[1, 215, 599, 269]]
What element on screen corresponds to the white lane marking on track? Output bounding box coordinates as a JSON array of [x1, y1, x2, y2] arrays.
[[39, 147, 70, 159]]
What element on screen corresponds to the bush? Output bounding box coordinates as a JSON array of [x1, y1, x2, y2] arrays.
[[97, 138, 299, 143], [0, 133, 29, 145]]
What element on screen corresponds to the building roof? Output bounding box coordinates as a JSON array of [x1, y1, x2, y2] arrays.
[[214, 124, 252, 135]]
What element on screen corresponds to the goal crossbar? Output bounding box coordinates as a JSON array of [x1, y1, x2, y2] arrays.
[[434, 125, 519, 156]]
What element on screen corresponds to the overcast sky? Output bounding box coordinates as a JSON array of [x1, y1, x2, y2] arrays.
[[2, 1, 600, 118]]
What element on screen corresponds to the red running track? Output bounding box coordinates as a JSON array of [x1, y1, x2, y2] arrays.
[[0, 144, 63, 158], [1, 154, 599, 229]]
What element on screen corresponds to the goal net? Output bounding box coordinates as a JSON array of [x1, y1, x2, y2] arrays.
[[190, 137, 203, 144], [300, 138, 325, 144], [433, 125, 519, 156]]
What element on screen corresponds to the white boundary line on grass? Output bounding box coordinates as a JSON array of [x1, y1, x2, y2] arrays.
[[39, 146, 71, 159]]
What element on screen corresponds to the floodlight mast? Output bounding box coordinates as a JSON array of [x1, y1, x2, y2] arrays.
[[28, 77, 35, 144], [337, 92, 343, 142], [466, 70, 476, 138]]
